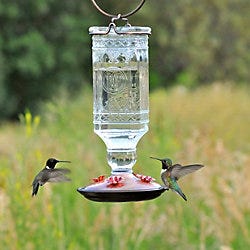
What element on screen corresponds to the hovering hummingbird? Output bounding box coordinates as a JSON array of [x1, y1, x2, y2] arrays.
[[150, 157, 204, 201], [32, 158, 71, 196]]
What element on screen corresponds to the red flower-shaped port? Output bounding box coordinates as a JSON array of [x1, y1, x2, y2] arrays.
[[134, 173, 155, 183], [107, 176, 124, 188], [92, 175, 105, 183]]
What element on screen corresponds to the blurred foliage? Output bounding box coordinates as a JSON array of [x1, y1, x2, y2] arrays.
[[0, 0, 97, 119], [146, 0, 250, 87], [0, 0, 250, 119]]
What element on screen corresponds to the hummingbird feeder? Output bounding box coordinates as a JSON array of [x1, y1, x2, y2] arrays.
[[77, 0, 166, 202]]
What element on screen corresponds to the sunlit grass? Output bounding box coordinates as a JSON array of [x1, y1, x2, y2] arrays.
[[0, 83, 249, 249]]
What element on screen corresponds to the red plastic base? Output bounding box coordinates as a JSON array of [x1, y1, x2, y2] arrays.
[[77, 173, 167, 202]]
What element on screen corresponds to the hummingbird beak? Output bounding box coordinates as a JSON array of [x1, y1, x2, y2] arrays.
[[150, 156, 163, 161], [58, 160, 71, 163]]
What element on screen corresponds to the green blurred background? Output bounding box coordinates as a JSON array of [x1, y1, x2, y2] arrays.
[[0, 1, 249, 249]]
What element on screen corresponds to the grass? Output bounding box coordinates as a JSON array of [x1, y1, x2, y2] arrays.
[[0, 83, 249, 250]]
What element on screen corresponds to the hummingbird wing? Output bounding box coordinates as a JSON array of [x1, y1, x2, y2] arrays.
[[32, 169, 47, 185], [31, 168, 71, 196], [171, 164, 204, 180], [47, 168, 71, 183], [32, 169, 47, 196]]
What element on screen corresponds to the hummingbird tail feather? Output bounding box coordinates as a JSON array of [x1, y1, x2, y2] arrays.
[[176, 189, 187, 201], [32, 182, 39, 196]]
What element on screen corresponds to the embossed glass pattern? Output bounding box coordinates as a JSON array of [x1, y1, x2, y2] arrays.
[[90, 26, 151, 173]]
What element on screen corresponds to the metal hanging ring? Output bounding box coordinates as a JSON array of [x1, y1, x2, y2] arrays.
[[91, 0, 146, 18]]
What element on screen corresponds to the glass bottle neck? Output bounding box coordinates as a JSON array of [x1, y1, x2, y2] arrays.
[[107, 149, 136, 174]]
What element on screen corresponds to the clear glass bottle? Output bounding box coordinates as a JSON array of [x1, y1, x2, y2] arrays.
[[90, 26, 151, 174]]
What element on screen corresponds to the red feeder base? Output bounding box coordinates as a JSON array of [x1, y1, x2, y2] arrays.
[[77, 173, 167, 202]]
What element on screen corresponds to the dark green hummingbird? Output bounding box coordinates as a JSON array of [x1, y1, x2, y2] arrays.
[[32, 158, 71, 196], [150, 157, 204, 201]]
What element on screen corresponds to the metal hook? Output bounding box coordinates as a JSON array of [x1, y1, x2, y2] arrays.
[[111, 14, 122, 23], [89, 1, 149, 35], [111, 14, 131, 27], [90, 0, 146, 18]]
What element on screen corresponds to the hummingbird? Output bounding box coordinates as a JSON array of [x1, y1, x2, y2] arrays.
[[32, 158, 71, 196], [150, 157, 204, 201]]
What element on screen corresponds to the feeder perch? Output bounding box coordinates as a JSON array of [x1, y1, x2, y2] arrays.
[[77, 0, 167, 202]]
